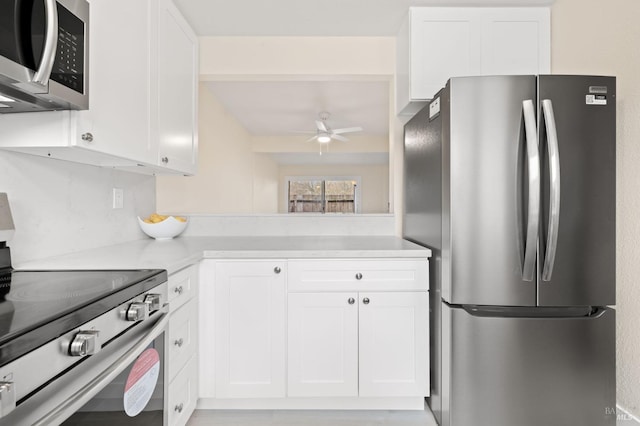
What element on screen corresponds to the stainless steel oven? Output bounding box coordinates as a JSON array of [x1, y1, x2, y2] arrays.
[[0, 269, 169, 426], [0, 0, 89, 112]]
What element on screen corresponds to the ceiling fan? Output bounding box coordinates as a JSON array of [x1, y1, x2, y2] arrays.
[[299, 111, 363, 143]]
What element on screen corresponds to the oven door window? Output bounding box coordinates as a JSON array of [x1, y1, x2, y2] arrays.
[[61, 333, 165, 425]]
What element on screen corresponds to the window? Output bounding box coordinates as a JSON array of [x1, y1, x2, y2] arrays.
[[286, 177, 361, 214]]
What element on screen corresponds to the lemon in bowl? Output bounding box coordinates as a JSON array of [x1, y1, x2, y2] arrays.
[[137, 214, 188, 240]]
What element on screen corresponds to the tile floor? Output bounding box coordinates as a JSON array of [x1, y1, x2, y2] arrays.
[[186, 408, 439, 426], [186, 408, 638, 426]]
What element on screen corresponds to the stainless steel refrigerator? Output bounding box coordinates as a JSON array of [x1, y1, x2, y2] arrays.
[[403, 75, 616, 426]]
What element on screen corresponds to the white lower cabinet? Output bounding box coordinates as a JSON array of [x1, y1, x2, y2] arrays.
[[213, 260, 286, 398], [358, 292, 429, 397], [199, 257, 429, 410], [168, 355, 198, 426], [288, 291, 429, 398], [288, 293, 359, 397], [167, 264, 199, 426]]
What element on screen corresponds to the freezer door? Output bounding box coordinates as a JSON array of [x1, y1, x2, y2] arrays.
[[445, 76, 538, 306], [442, 304, 616, 426], [537, 75, 616, 306]]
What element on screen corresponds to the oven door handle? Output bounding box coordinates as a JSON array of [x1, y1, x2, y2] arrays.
[[32, 311, 170, 426]]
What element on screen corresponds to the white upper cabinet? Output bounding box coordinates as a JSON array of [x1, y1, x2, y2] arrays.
[[0, 0, 199, 175], [155, 0, 199, 175], [396, 7, 550, 115]]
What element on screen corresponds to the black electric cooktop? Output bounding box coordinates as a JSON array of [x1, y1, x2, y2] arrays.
[[0, 268, 167, 367]]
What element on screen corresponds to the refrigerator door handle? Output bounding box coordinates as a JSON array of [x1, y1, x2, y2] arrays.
[[541, 99, 561, 281], [522, 100, 540, 281]]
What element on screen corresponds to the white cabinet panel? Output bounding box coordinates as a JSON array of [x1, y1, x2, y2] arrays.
[[288, 259, 428, 292], [480, 9, 550, 75], [168, 298, 198, 382], [168, 264, 198, 312], [287, 293, 359, 397], [396, 7, 550, 115], [359, 292, 429, 397], [168, 354, 197, 426], [214, 261, 286, 398], [410, 10, 480, 102], [156, 0, 198, 175]]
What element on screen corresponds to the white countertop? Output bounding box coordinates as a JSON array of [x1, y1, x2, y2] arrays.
[[14, 236, 431, 275]]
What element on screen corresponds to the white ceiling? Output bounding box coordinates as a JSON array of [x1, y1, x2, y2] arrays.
[[176, 0, 552, 164], [204, 80, 390, 137], [173, 0, 552, 37]]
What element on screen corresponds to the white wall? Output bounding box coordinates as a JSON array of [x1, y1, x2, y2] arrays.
[[551, 0, 640, 417], [0, 150, 155, 265], [156, 85, 261, 213]]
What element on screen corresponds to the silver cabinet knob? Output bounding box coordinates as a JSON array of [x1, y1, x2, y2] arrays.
[[81, 132, 93, 142], [125, 302, 149, 322], [144, 293, 162, 311], [348, 297, 355, 305], [0, 382, 16, 417], [362, 297, 370, 305], [174, 338, 184, 348], [161, 156, 169, 164], [274, 266, 281, 274], [174, 286, 184, 295], [69, 330, 101, 356], [355, 273, 363, 280], [175, 403, 184, 413]]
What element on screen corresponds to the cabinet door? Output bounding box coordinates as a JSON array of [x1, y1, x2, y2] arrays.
[[359, 292, 429, 397], [214, 261, 286, 398], [287, 292, 359, 397], [168, 354, 198, 426], [156, 0, 199, 175], [75, 0, 154, 162], [480, 8, 550, 75], [410, 8, 481, 101]]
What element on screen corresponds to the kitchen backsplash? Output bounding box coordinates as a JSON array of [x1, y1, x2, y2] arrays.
[[0, 150, 155, 264]]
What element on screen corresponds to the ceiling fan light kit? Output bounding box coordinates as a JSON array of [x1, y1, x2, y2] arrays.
[[297, 111, 364, 144]]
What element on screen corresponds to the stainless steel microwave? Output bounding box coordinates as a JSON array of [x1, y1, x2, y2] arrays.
[[0, 0, 89, 113]]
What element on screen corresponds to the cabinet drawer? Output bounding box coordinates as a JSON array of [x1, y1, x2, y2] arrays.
[[288, 259, 429, 292], [168, 298, 197, 382], [168, 354, 197, 426], [168, 264, 198, 311]]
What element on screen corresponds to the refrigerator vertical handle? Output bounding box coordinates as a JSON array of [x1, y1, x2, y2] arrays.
[[541, 99, 561, 281], [522, 100, 540, 281]]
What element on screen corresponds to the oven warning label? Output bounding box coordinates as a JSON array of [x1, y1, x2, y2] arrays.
[[124, 348, 160, 417], [586, 94, 607, 105]]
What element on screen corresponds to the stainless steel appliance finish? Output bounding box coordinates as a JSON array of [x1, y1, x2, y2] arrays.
[[403, 75, 616, 426], [0, 0, 89, 113], [0, 270, 168, 425]]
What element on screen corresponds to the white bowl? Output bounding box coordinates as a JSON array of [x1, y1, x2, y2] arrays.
[[137, 216, 188, 240]]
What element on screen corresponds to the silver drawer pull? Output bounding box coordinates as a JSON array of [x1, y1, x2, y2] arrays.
[[362, 297, 370, 305], [348, 297, 355, 305], [174, 286, 184, 295], [81, 132, 93, 142], [175, 403, 184, 413], [174, 338, 184, 348], [355, 273, 363, 280], [274, 266, 281, 274]]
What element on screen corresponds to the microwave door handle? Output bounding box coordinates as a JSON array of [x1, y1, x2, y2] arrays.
[[521, 100, 540, 281], [541, 99, 561, 281], [32, 0, 58, 86]]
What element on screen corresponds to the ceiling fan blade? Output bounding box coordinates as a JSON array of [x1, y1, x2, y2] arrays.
[[306, 135, 318, 142], [331, 134, 349, 142], [316, 120, 328, 132], [291, 130, 317, 134], [332, 126, 363, 135]]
